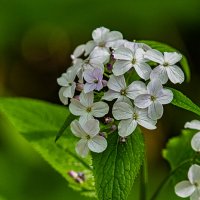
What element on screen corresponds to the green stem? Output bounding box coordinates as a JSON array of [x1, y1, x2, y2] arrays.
[[103, 73, 110, 78], [150, 158, 194, 200], [140, 145, 148, 200]]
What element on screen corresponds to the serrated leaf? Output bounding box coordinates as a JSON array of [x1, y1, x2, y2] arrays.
[[169, 88, 200, 117], [139, 40, 191, 82], [92, 128, 144, 200], [0, 98, 95, 197]]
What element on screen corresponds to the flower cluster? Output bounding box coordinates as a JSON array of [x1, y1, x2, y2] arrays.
[[175, 120, 200, 200], [57, 27, 184, 157]]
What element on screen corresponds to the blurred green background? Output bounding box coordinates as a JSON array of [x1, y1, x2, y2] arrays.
[[0, 0, 200, 199]]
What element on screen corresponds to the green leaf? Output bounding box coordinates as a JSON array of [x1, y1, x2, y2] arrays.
[[139, 40, 191, 82], [169, 88, 200, 117], [92, 128, 144, 200], [0, 98, 95, 197]]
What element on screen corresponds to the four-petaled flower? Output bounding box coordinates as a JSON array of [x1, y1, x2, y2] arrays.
[[83, 68, 104, 93], [145, 49, 184, 84], [69, 91, 109, 124], [112, 100, 157, 137], [175, 164, 200, 200], [71, 119, 107, 157], [113, 45, 152, 80], [102, 75, 147, 102], [135, 79, 173, 120]]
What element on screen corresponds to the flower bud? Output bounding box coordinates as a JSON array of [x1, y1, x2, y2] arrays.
[[110, 124, 117, 132], [105, 117, 114, 124], [76, 83, 84, 92], [102, 80, 108, 87], [77, 172, 85, 181], [99, 132, 107, 138], [107, 63, 113, 71], [68, 170, 78, 179], [74, 95, 80, 101]]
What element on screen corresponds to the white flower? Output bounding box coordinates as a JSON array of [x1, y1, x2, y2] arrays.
[[102, 75, 147, 102], [70, 119, 107, 157], [112, 45, 152, 80], [185, 120, 200, 152], [145, 49, 184, 84], [85, 27, 123, 56], [57, 69, 77, 105], [71, 44, 85, 64], [134, 79, 173, 120], [69, 91, 109, 124], [175, 164, 200, 200], [112, 100, 157, 137]]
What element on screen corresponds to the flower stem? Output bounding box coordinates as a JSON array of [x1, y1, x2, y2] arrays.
[[103, 73, 110, 78], [140, 145, 148, 200]]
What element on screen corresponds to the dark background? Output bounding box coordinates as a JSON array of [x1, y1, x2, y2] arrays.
[[0, 0, 200, 199]]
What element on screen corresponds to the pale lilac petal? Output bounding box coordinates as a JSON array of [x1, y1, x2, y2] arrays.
[[164, 52, 182, 65], [112, 102, 134, 120], [75, 139, 89, 158], [83, 119, 100, 137], [133, 62, 152, 80], [70, 120, 87, 138], [126, 81, 147, 100], [113, 47, 133, 60], [166, 65, 185, 84], [83, 70, 95, 83], [84, 83, 97, 93], [88, 135, 107, 153], [91, 102, 109, 118], [107, 75, 126, 92], [175, 181, 195, 198], [118, 119, 137, 137], [79, 92, 94, 107], [105, 31, 123, 43], [148, 101, 163, 120], [102, 90, 121, 101], [112, 60, 133, 76], [63, 83, 76, 98], [90, 47, 110, 64], [157, 89, 173, 104], [95, 82, 103, 91], [191, 132, 200, 152], [58, 87, 68, 105], [93, 68, 103, 80], [144, 49, 164, 64], [134, 94, 152, 109], [185, 120, 200, 130], [92, 27, 110, 44], [147, 79, 163, 96], [188, 164, 200, 184], [69, 99, 86, 116], [84, 40, 96, 56], [150, 65, 168, 84]]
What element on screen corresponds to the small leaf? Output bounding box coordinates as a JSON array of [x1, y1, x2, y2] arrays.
[[169, 88, 200, 117], [0, 98, 95, 197], [139, 40, 191, 82], [92, 128, 144, 200]]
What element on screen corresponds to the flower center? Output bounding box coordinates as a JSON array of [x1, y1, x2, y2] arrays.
[[86, 107, 92, 112], [133, 113, 138, 120], [86, 135, 91, 140], [99, 42, 105, 47], [163, 62, 169, 67], [151, 96, 157, 101], [94, 79, 98, 83], [120, 89, 127, 96], [132, 58, 136, 64]]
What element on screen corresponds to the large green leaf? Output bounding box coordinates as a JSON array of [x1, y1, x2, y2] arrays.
[[0, 98, 95, 197], [92, 127, 144, 200], [169, 88, 200, 117], [139, 40, 191, 82]]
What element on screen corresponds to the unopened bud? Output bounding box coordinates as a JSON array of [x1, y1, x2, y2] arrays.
[[102, 80, 108, 87], [110, 124, 117, 132], [77, 172, 85, 181], [99, 132, 107, 138], [74, 95, 80, 101], [120, 137, 127, 143], [76, 83, 84, 92], [107, 63, 113, 71], [68, 170, 78, 179], [105, 117, 114, 124]]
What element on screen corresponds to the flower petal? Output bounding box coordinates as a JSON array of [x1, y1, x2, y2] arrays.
[[63, 83, 76, 98], [57, 73, 69, 87], [118, 119, 137, 137], [84, 83, 97, 93], [166, 65, 185, 84], [58, 87, 68, 105], [150, 65, 168, 84], [113, 47, 133, 60], [72, 44, 85, 58], [191, 132, 200, 152], [79, 114, 93, 125], [148, 101, 163, 120], [157, 89, 173, 104], [112, 60, 133, 76], [134, 94, 152, 109], [188, 164, 200, 184], [112, 102, 134, 120], [126, 81, 147, 100], [79, 91, 94, 107], [69, 98, 86, 116], [75, 139, 89, 158], [90, 47, 110, 64], [184, 120, 200, 130], [164, 52, 182, 65], [144, 49, 164, 64], [92, 102, 109, 117], [107, 75, 126, 92], [175, 180, 195, 198], [190, 189, 200, 200], [82, 119, 100, 137], [84, 40, 95, 56], [133, 62, 152, 80], [88, 135, 107, 153], [105, 31, 123, 43], [70, 120, 87, 138], [147, 79, 163, 96], [92, 27, 110, 44]]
